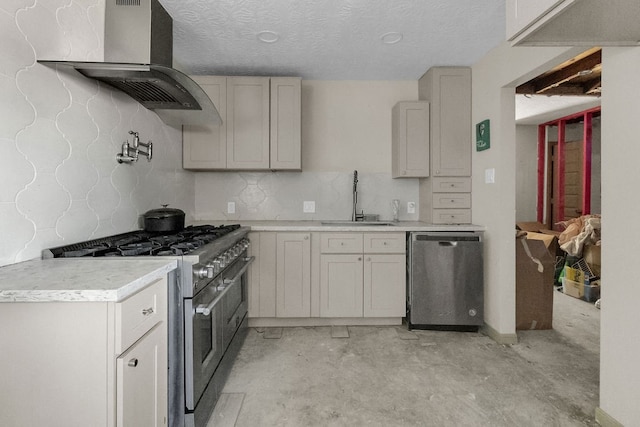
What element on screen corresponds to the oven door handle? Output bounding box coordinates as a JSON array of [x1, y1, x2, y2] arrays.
[[195, 256, 254, 317], [221, 256, 255, 287]]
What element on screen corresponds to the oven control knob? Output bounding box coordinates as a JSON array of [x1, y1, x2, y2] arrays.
[[211, 259, 221, 274], [195, 265, 214, 280], [218, 256, 227, 268]]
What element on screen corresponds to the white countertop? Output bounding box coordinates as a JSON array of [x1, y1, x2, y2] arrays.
[[194, 220, 485, 232], [0, 258, 177, 303]]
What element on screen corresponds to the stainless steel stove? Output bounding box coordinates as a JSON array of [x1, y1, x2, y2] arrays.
[[44, 224, 252, 427]]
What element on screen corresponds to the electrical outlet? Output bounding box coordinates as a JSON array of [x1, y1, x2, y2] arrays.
[[407, 201, 416, 214], [227, 202, 236, 214], [303, 201, 316, 213]]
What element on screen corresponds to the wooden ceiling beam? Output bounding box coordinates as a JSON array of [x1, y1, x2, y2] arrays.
[[530, 50, 602, 94], [539, 85, 594, 96], [584, 78, 602, 94]]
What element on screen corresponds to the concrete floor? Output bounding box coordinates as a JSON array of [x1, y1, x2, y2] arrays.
[[209, 290, 600, 426]]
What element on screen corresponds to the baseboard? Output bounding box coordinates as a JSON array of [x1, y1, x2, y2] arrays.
[[480, 323, 518, 345], [248, 317, 403, 328], [595, 407, 624, 427]]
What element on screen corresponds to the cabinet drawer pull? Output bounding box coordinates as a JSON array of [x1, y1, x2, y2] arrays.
[[142, 307, 154, 316], [128, 358, 139, 368]]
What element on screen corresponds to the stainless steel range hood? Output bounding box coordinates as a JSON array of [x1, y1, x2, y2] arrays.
[[38, 0, 221, 127]]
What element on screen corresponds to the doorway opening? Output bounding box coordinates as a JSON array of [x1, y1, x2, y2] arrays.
[[537, 107, 601, 230]]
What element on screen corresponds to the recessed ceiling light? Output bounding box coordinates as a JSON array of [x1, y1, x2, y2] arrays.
[[380, 32, 403, 45], [257, 30, 279, 43]]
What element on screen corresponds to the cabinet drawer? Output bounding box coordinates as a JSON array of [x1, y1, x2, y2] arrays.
[[432, 177, 471, 193], [320, 233, 363, 253], [432, 193, 471, 209], [432, 209, 472, 224], [363, 233, 406, 253], [116, 278, 166, 354]]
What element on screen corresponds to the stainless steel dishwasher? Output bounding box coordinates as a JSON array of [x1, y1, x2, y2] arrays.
[[407, 232, 483, 330]]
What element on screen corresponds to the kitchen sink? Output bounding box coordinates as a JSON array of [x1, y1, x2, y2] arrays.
[[320, 221, 395, 226]]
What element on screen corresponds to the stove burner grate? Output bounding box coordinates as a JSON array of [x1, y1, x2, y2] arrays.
[[45, 224, 242, 258]]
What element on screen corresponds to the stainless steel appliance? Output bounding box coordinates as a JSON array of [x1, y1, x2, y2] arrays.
[[37, 0, 221, 127], [43, 224, 251, 427], [407, 232, 484, 331]]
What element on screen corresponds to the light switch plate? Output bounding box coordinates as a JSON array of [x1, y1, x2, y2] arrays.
[[227, 202, 236, 214], [485, 168, 495, 184], [407, 201, 416, 214], [303, 201, 316, 213]]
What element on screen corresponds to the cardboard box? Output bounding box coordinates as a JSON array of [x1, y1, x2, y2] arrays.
[[563, 277, 601, 302], [526, 231, 560, 256], [516, 235, 554, 330], [563, 266, 601, 302], [516, 221, 547, 232]]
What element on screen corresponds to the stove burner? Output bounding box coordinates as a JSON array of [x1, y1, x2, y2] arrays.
[[61, 244, 110, 257], [118, 241, 159, 256], [169, 242, 200, 255], [150, 234, 183, 246]]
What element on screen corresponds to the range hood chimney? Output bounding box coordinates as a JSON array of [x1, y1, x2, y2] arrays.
[[38, 0, 221, 127]]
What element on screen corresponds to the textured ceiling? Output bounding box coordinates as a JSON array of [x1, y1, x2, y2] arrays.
[[160, 0, 506, 80]]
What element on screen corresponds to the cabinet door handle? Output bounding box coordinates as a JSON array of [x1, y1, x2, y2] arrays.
[[142, 307, 154, 316], [128, 358, 139, 368], [304, 235, 309, 240], [358, 257, 362, 261]]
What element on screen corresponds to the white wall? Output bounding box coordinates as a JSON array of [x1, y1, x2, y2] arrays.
[[195, 81, 420, 221], [515, 125, 538, 222], [0, 1, 194, 266], [471, 42, 583, 339], [599, 46, 640, 426]]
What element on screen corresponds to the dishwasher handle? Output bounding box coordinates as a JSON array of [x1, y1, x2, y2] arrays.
[[438, 241, 457, 247], [412, 232, 481, 243]]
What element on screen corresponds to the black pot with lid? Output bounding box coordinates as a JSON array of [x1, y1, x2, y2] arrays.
[[143, 205, 185, 232]]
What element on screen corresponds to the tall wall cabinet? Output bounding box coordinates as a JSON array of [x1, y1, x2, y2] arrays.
[[183, 76, 301, 171], [418, 67, 472, 224]]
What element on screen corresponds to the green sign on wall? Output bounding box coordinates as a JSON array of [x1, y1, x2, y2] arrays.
[[476, 119, 490, 151]]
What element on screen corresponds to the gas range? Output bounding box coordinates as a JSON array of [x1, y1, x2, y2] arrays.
[[43, 224, 250, 298]]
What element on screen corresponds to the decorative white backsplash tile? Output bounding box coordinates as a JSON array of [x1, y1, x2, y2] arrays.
[[1, 2, 195, 267], [0, 137, 34, 203], [195, 172, 419, 221]]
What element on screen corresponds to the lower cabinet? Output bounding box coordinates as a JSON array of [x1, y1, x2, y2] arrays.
[[248, 231, 406, 323], [363, 254, 406, 317], [320, 254, 364, 317], [0, 277, 168, 427], [319, 233, 406, 318], [276, 232, 311, 317], [248, 231, 311, 318], [117, 323, 167, 427]]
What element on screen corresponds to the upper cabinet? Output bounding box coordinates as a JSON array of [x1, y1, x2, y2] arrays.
[[392, 101, 430, 178], [183, 76, 301, 171], [226, 77, 271, 169], [418, 67, 471, 177], [507, 0, 640, 46], [270, 78, 302, 170]]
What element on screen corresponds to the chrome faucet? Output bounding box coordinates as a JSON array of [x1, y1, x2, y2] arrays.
[[352, 170, 364, 221]]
